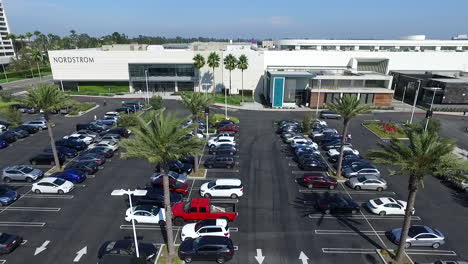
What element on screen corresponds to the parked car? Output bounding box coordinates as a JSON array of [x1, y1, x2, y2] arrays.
[[63, 134, 94, 145], [9, 128, 29, 138], [311, 128, 338, 139], [50, 169, 87, 183], [1, 165, 43, 183], [43, 146, 78, 159], [167, 160, 193, 174], [0, 139, 8, 149], [131, 187, 183, 207], [106, 128, 131, 138], [149, 177, 189, 195], [322, 141, 353, 151], [23, 120, 48, 130], [208, 137, 235, 148], [217, 124, 239, 133], [89, 140, 119, 151], [178, 236, 235, 263], [181, 219, 230, 241], [104, 111, 120, 119], [55, 139, 88, 151], [298, 158, 328, 171], [172, 198, 238, 225], [151, 171, 188, 184], [125, 204, 166, 224], [346, 175, 387, 191], [32, 177, 74, 194], [100, 134, 121, 142], [328, 152, 362, 164], [316, 194, 360, 214], [26, 107, 39, 114], [389, 225, 445, 249], [343, 164, 380, 178], [30, 153, 66, 166], [74, 130, 99, 139], [204, 156, 236, 169], [211, 133, 236, 140], [216, 120, 236, 128], [0, 124, 6, 133], [295, 153, 321, 164], [200, 179, 243, 199], [65, 161, 99, 175], [0, 185, 19, 206], [284, 135, 305, 143], [0, 233, 22, 254], [320, 110, 342, 119], [82, 147, 114, 158], [208, 144, 237, 156], [367, 197, 414, 216], [328, 147, 359, 157], [0, 132, 17, 143], [16, 125, 39, 134], [76, 123, 106, 133], [296, 172, 338, 189], [77, 153, 106, 165], [97, 240, 157, 263], [290, 140, 318, 150]]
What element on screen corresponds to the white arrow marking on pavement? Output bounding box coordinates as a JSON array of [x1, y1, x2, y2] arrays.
[[73, 246, 87, 262], [299, 251, 309, 264], [34, 240, 50, 256], [255, 248, 265, 264]]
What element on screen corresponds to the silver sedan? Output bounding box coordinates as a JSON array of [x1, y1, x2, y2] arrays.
[[346, 175, 387, 191]]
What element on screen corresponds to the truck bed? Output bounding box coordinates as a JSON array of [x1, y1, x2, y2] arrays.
[[210, 203, 236, 213]]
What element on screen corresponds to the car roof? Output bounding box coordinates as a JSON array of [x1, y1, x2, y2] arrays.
[[214, 179, 241, 185], [304, 172, 328, 177], [198, 218, 228, 227], [38, 177, 59, 183], [196, 235, 231, 244]]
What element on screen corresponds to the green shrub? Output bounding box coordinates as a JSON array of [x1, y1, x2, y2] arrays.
[[0, 108, 22, 127], [117, 114, 140, 128], [78, 82, 129, 93], [0, 91, 14, 102], [209, 113, 239, 126], [149, 95, 164, 110]]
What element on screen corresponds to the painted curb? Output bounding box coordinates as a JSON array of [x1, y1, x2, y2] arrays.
[[375, 249, 388, 264], [188, 169, 207, 180], [65, 104, 100, 117]]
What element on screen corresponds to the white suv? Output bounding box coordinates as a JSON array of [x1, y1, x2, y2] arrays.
[[200, 179, 243, 199], [208, 137, 235, 148], [180, 219, 230, 241]]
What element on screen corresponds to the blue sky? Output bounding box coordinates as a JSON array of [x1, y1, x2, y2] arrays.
[[4, 0, 468, 39]]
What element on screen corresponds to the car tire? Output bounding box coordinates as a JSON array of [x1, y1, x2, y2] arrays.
[[379, 211, 386, 216], [216, 257, 225, 264], [329, 185, 335, 190], [376, 187, 383, 192], [230, 194, 238, 199], [58, 190, 64, 195], [26, 177, 33, 183], [3, 177, 11, 183], [324, 209, 331, 214], [174, 217, 185, 226], [354, 186, 361, 190], [432, 243, 440, 249], [204, 193, 211, 198], [34, 189, 41, 194], [405, 242, 411, 248], [184, 257, 192, 263], [307, 184, 313, 189]]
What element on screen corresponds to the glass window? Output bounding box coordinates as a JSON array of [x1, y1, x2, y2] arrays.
[[325, 93, 341, 104], [359, 93, 374, 104]]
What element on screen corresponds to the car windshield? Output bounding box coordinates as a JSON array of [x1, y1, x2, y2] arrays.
[[374, 199, 383, 205], [357, 176, 366, 183], [53, 178, 66, 185], [194, 221, 205, 232], [20, 167, 34, 173], [183, 202, 191, 211], [151, 207, 160, 215], [207, 181, 216, 188]]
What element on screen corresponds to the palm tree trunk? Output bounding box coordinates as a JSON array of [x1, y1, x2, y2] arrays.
[[45, 116, 61, 170], [241, 71, 244, 104], [395, 179, 418, 262], [335, 119, 349, 178], [193, 119, 199, 172], [37, 62, 42, 80], [212, 67, 216, 95], [162, 164, 175, 264]]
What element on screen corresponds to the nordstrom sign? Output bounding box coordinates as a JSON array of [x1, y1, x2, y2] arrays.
[[53, 56, 95, 63]]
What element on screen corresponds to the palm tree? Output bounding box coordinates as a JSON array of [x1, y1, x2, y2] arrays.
[[192, 54, 205, 93], [31, 50, 43, 79], [33, 30, 42, 50], [327, 95, 370, 177], [180, 92, 214, 172], [24, 84, 67, 170], [367, 130, 455, 262], [223, 54, 238, 118], [120, 111, 203, 264], [7, 33, 18, 59], [70, 29, 78, 49], [237, 55, 249, 104], [207, 52, 220, 94], [25, 32, 33, 42]]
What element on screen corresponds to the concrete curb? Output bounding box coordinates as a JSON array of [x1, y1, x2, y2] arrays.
[[375, 249, 388, 264], [65, 104, 99, 117], [188, 169, 207, 180]]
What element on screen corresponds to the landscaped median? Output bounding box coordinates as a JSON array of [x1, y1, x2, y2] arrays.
[[66, 102, 98, 116], [362, 120, 408, 139], [156, 245, 183, 264], [376, 249, 414, 264]]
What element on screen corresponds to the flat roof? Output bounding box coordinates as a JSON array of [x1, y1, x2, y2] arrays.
[[268, 70, 316, 78]]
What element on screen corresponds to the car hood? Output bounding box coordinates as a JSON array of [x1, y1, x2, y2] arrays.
[[30, 168, 44, 177], [2, 190, 18, 199], [179, 238, 194, 253], [343, 168, 356, 175], [181, 223, 197, 238], [200, 182, 208, 193], [347, 177, 359, 185], [390, 228, 403, 240]]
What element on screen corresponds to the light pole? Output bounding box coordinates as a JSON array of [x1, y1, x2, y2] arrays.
[[424, 87, 441, 131], [145, 70, 150, 105], [1, 64, 8, 83], [315, 79, 322, 116], [401, 85, 407, 103], [224, 86, 228, 119], [409, 80, 421, 124], [111, 189, 147, 258]]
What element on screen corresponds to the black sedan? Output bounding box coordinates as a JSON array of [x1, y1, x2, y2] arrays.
[[29, 153, 66, 166], [98, 239, 157, 264], [320, 110, 342, 119], [0, 233, 22, 254], [329, 152, 362, 164], [179, 236, 234, 263], [167, 160, 193, 174], [44, 146, 78, 159], [204, 155, 236, 169], [55, 139, 87, 151], [0, 132, 17, 143], [16, 125, 39, 134], [77, 153, 106, 165], [316, 194, 360, 214], [208, 144, 237, 155], [131, 187, 183, 207], [82, 147, 114, 158], [298, 158, 328, 171], [66, 161, 99, 175]]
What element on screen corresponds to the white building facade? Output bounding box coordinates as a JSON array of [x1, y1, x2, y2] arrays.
[[0, 0, 15, 65], [49, 36, 468, 107]]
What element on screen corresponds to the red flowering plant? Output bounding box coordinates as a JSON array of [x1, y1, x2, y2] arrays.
[[380, 122, 398, 133]]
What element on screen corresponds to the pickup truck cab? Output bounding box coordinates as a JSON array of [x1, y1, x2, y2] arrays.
[[172, 198, 237, 225]]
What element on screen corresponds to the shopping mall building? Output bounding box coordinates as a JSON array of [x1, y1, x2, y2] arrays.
[[48, 35, 468, 108]]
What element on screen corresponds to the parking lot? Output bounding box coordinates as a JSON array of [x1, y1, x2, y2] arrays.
[[0, 99, 467, 264]]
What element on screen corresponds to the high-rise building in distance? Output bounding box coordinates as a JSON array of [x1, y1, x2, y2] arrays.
[[0, 0, 15, 65]]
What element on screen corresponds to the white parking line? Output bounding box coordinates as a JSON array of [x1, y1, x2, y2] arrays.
[[7, 182, 86, 187], [21, 240, 28, 245], [205, 169, 240, 173], [229, 227, 239, 232], [298, 189, 396, 195], [307, 214, 421, 221], [0, 260, 5, 264], [322, 248, 376, 254], [20, 194, 74, 199], [406, 249, 457, 256], [292, 171, 305, 174], [0, 222, 46, 227], [210, 199, 239, 203], [1, 207, 61, 212], [315, 229, 387, 235], [0, 190, 31, 215], [120, 225, 181, 231], [187, 179, 196, 200]]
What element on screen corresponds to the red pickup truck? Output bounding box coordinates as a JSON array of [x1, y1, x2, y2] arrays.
[[172, 198, 238, 225]]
